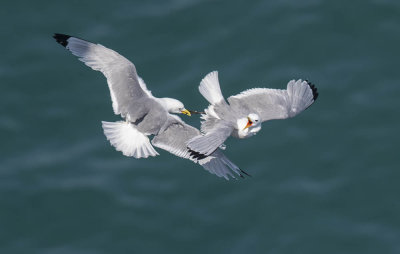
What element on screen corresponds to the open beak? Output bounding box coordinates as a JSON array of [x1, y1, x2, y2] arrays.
[[243, 117, 253, 130], [181, 109, 191, 116]]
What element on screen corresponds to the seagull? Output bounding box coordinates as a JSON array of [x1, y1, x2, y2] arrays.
[[53, 34, 247, 179], [187, 71, 319, 156]]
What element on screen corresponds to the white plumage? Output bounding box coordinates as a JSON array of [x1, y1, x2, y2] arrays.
[[187, 71, 319, 156], [54, 34, 247, 179], [198, 71, 224, 105], [102, 121, 159, 158]]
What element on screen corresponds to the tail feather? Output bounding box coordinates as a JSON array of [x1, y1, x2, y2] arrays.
[[198, 71, 224, 105], [102, 121, 159, 158]]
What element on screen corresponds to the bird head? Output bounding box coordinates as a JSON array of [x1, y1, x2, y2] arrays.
[[160, 98, 191, 116], [243, 113, 261, 130]]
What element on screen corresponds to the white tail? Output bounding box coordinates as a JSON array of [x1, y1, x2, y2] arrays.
[[101, 121, 159, 158], [199, 71, 224, 104]]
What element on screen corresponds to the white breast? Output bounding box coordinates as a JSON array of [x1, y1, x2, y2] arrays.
[[236, 118, 250, 138]]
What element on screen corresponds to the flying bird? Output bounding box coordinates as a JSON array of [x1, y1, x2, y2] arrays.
[[187, 71, 318, 156], [53, 34, 247, 179]]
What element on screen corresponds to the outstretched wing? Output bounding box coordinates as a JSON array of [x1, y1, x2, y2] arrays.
[[151, 117, 245, 180], [198, 71, 225, 105], [53, 33, 153, 121], [227, 80, 318, 122], [152, 118, 200, 161], [187, 121, 234, 156]]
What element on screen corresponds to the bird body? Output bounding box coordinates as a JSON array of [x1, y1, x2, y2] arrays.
[[187, 71, 318, 156], [53, 34, 246, 179]]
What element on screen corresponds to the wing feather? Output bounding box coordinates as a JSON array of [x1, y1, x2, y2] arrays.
[[54, 33, 152, 120], [187, 122, 234, 156], [227, 79, 318, 122], [152, 120, 199, 161], [152, 118, 243, 180]]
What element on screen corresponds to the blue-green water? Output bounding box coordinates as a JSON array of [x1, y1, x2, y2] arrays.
[[1, 0, 399, 253]]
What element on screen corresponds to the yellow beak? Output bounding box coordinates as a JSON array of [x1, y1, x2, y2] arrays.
[[243, 117, 253, 130], [181, 109, 191, 116]]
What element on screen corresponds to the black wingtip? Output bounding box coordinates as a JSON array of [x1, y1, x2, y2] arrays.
[[305, 80, 319, 101], [53, 33, 71, 47], [188, 149, 207, 160], [239, 168, 252, 177]]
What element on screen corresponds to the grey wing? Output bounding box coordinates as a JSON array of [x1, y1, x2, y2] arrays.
[[151, 117, 200, 160], [187, 121, 234, 156], [151, 117, 245, 180], [134, 99, 169, 135], [227, 80, 318, 122], [198, 149, 250, 180], [54, 34, 151, 121]]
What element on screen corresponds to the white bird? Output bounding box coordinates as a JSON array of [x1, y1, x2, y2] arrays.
[[187, 71, 319, 156], [53, 34, 248, 179]]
